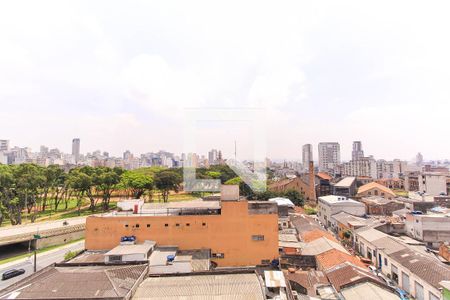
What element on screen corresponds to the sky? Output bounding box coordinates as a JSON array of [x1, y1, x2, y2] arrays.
[[0, 1, 449, 162]]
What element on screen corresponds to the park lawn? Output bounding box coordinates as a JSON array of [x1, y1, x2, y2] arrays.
[[57, 202, 118, 219]]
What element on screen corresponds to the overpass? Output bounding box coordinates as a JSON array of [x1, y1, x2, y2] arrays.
[[0, 217, 87, 248]]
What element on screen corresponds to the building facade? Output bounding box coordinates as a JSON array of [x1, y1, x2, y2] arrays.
[[318, 142, 340, 173], [317, 195, 366, 228], [302, 144, 313, 171], [85, 192, 279, 267]]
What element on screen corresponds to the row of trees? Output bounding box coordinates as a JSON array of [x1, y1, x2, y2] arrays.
[[0, 164, 183, 226], [0, 163, 302, 226]]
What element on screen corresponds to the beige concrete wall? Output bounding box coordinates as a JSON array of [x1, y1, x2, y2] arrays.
[[36, 230, 84, 249]]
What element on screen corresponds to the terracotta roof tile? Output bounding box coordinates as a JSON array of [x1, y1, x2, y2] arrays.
[[357, 182, 396, 197], [316, 249, 367, 270]]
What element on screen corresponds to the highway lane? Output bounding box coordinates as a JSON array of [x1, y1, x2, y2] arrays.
[[0, 240, 84, 291]]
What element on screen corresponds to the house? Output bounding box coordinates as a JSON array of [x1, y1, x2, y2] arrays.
[[356, 182, 396, 200], [332, 177, 357, 197], [317, 195, 366, 228], [330, 212, 368, 239], [360, 196, 405, 216], [355, 227, 450, 300], [404, 211, 450, 249], [325, 262, 399, 300], [376, 178, 405, 190]]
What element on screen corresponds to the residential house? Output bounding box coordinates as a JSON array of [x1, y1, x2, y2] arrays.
[[356, 182, 396, 200], [317, 195, 366, 228]]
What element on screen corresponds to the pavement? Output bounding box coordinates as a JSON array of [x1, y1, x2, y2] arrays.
[[0, 240, 85, 291]]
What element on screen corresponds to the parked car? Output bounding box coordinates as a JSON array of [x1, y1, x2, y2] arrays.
[[377, 274, 395, 287], [395, 288, 410, 300], [368, 265, 378, 274], [2, 269, 25, 280]]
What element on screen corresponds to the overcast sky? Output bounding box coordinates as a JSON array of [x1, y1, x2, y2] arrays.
[[1, 1, 449, 161]]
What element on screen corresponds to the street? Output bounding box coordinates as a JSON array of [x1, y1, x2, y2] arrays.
[[0, 240, 84, 291]]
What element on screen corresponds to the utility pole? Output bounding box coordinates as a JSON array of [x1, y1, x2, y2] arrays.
[[33, 231, 41, 273]]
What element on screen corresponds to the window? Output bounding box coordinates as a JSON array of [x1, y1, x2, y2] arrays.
[[252, 235, 265, 241], [125, 224, 129, 228], [261, 259, 270, 264], [165, 224, 169, 227], [109, 255, 122, 262], [147, 224, 150, 228], [202, 222, 206, 226], [186, 223, 190, 226], [135, 224, 139, 228], [176, 223, 180, 227], [212, 253, 224, 258], [384, 258, 388, 266]]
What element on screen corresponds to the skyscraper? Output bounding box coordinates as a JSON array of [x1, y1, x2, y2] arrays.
[[72, 138, 80, 164], [318, 142, 340, 172], [208, 149, 218, 165], [352, 141, 364, 160], [0, 140, 9, 152], [302, 144, 313, 171]]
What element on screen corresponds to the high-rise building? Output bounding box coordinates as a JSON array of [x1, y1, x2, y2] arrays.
[[302, 144, 313, 171], [416, 152, 423, 166], [208, 149, 218, 165], [0, 140, 9, 152], [352, 141, 364, 161], [318, 142, 340, 172], [72, 138, 80, 164]]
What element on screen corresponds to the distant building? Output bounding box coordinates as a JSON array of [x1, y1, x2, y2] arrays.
[[317, 195, 366, 228], [208, 149, 218, 165], [318, 142, 340, 173], [360, 197, 405, 216], [332, 177, 357, 197], [405, 211, 450, 249], [376, 178, 405, 190], [302, 144, 313, 171], [337, 157, 377, 178], [356, 182, 396, 200], [72, 138, 80, 164], [418, 173, 449, 196], [0, 139, 10, 152], [416, 152, 424, 166], [351, 141, 364, 161]]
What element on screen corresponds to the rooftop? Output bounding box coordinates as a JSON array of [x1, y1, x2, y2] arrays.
[[148, 247, 210, 274], [316, 249, 366, 270], [331, 212, 367, 227], [301, 237, 349, 256], [106, 241, 156, 256], [334, 177, 356, 188], [284, 270, 328, 297], [132, 272, 265, 299], [357, 182, 396, 197], [325, 262, 383, 292], [319, 195, 362, 205], [340, 282, 399, 300], [0, 264, 148, 299]]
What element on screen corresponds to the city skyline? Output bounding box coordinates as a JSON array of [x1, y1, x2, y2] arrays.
[[1, 137, 448, 164], [1, 1, 450, 161]]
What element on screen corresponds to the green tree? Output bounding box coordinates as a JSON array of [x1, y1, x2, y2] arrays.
[[120, 171, 153, 199], [154, 170, 182, 202], [283, 189, 304, 206]]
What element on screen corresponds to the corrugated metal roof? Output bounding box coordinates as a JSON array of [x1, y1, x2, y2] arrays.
[[264, 270, 287, 288]]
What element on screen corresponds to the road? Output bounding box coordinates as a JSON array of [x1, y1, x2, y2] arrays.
[[0, 216, 87, 238], [0, 240, 84, 291]]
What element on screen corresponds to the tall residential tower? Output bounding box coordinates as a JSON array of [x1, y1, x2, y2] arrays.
[[72, 138, 80, 164], [302, 144, 313, 171], [318, 142, 340, 172]]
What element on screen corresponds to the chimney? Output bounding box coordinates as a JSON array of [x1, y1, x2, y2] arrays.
[[309, 161, 317, 202]]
